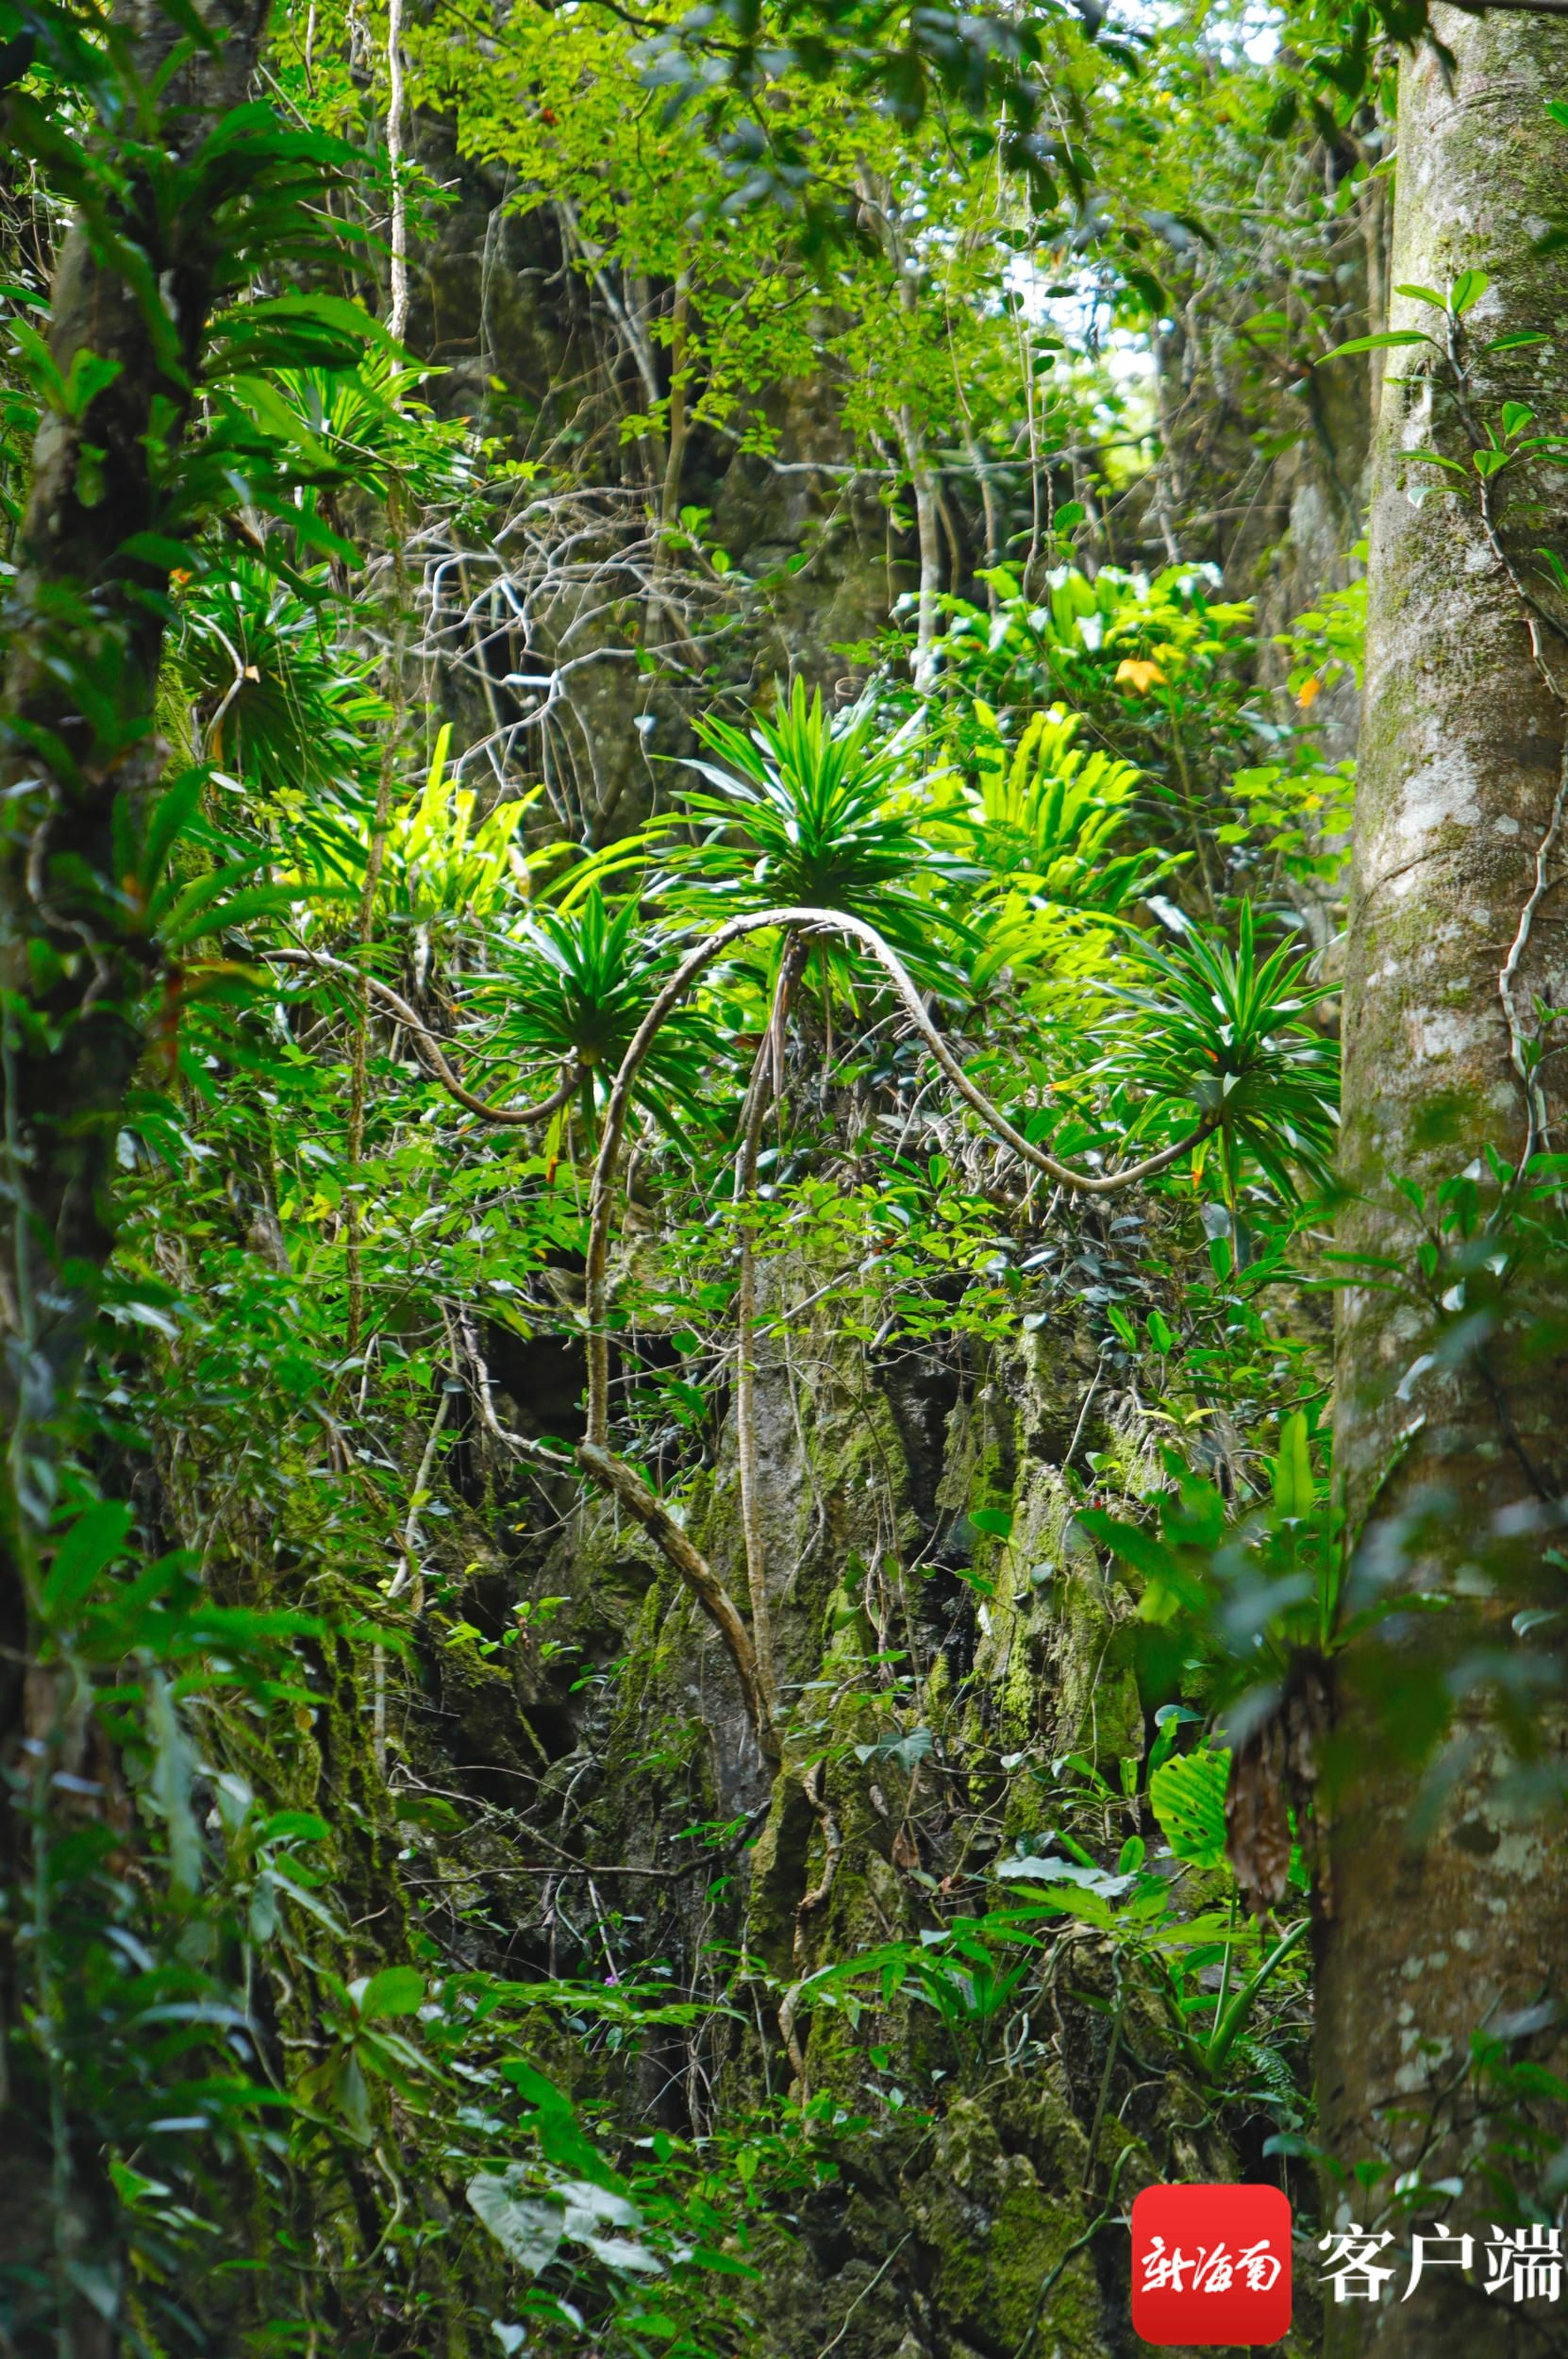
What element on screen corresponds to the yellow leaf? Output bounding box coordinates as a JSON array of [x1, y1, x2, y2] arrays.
[[1296, 676, 1322, 709], [1114, 658, 1165, 693]]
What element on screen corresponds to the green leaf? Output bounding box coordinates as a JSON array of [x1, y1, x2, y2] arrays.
[[501, 2058, 571, 2111], [43, 1500, 134, 1614], [355, 1966, 425, 2020], [248, 1870, 278, 1944], [1207, 1919, 1310, 2073], [271, 1870, 348, 1937], [146, 1670, 203, 1898], [560, 2183, 659, 2274], [1271, 1412, 1314, 1521], [165, 879, 347, 950], [1076, 1511, 1178, 1585], [215, 291, 391, 349], [1319, 329, 1433, 360], [1450, 268, 1489, 315], [336, 2050, 373, 2143], [60, 347, 122, 418], [394, 1793, 463, 1832], [258, 1809, 329, 1845], [137, 769, 205, 895], [1106, 1303, 1138, 1350], [1149, 1746, 1229, 1869], [691, 2246, 762, 2279], [854, 1726, 933, 1774], [119, 532, 194, 572]]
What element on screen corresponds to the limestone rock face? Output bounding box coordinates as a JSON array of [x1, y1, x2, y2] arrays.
[[473, 1253, 1317, 2359]]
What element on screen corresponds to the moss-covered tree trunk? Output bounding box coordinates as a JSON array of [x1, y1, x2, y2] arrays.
[[0, 0, 270, 1614], [1323, 13, 1568, 2352], [0, 7, 273, 2347]]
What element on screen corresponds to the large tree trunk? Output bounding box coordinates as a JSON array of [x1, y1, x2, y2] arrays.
[[1322, 13, 1568, 2352], [0, 0, 269, 1701], [0, 5, 271, 2347]]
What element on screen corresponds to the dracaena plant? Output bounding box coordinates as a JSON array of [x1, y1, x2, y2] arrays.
[[363, 725, 537, 923], [170, 557, 390, 797], [1115, 900, 1339, 1207], [663, 678, 971, 985], [481, 887, 729, 1141]]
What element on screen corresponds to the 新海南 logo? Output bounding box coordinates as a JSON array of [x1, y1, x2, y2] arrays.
[[1131, 2183, 1293, 2348]]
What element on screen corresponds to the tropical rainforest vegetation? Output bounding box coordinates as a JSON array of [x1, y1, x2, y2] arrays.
[[1, 0, 1566, 2351]]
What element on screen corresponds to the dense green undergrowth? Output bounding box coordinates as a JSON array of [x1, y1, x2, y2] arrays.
[[11, 0, 1553, 2349]]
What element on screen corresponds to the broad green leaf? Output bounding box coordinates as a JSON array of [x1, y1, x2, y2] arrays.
[[248, 1869, 277, 1945], [43, 1500, 134, 1613], [1149, 1746, 1230, 1870], [1319, 329, 1432, 360], [257, 1809, 330, 1846], [560, 2182, 659, 2274], [1271, 1412, 1313, 1521], [355, 1966, 425, 2019], [146, 1670, 203, 1898], [468, 2169, 565, 2273], [1107, 1303, 1138, 1349], [501, 2058, 570, 2110], [138, 769, 206, 894], [691, 2247, 762, 2279]]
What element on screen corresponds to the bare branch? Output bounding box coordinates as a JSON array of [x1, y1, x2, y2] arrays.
[[579, 1441, 780, 1765]]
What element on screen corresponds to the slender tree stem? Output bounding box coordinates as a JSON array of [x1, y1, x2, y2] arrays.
[[734, 938, 807, 1714], [384, 0, 409, 343]]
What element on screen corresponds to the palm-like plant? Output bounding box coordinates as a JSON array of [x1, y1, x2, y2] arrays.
[[173, 557, 387, 800], [666, 679, 970, 979], [1118, 902, 1338, 1203], [275, 359, 473, 507], [651, 682, 973, 1718], [483, 889, 725, 1138]]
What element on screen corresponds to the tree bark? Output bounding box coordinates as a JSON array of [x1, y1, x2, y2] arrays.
[[0, 0, 270, 1694], [1323, 13, 1568, 2352], [0, 5, 273, 2345]]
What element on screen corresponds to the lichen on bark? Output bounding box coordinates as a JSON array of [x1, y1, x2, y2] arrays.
[[1324, 14, 1568, 2350]]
